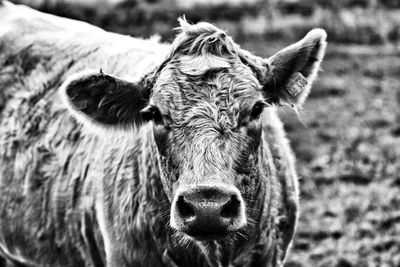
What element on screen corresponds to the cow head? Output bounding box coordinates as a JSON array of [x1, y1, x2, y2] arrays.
[[61, 19, 326, 242]]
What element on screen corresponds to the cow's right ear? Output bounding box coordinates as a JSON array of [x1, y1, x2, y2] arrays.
[[262, 29, 327, 108], [60, 70, 151, 129]]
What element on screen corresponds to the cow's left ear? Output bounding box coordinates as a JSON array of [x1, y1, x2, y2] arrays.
[[60, 70, 152, 129], [262, 29, 327, 107]]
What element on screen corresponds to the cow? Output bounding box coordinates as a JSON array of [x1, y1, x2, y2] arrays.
[[0, 1, 327, 267]]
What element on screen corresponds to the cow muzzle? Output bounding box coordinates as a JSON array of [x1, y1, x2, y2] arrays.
[[171, 185, 246, 241]]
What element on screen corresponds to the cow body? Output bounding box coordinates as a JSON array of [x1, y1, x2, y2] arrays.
[[0, 3, 170, 267], [0, 2, 326, 267]]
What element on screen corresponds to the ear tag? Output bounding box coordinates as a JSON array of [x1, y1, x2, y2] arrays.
[[286, 72, 308, 97]]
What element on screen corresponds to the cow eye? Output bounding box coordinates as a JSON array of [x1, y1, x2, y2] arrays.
[[250, 101, 266, 120], [140, 105, 163, 124]]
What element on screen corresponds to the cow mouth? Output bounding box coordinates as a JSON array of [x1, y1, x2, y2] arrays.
[[184, 229, 230, 241], [190, 233, 228, 241]]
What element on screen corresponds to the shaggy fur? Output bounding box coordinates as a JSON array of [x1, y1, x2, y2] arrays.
[[0, 2, 326, 267]]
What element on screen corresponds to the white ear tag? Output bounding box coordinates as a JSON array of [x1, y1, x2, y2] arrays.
[[286, 72, 308, 97]]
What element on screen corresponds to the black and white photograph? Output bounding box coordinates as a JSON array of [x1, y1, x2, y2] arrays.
[[0, 0, 399, 266]]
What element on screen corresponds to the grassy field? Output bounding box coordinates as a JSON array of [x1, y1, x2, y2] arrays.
[[289, 46, 400, 267], [242, 40, 400, 266]]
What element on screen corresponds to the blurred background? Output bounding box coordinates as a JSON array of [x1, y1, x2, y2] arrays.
[[10, 0, 400, 266]]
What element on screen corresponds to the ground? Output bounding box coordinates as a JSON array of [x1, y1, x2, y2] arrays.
[[242, 40, 400, 267]]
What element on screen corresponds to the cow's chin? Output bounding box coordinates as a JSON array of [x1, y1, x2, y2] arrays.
[[182, 228, 231, 242], [172, 222, 247, 243]]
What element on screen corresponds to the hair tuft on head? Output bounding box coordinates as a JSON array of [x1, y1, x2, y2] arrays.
[[178, 16, 191, 33]]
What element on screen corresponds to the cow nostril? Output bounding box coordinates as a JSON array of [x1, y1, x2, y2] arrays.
[[176, 195, 195, 219], [220, 195, 241, 219]]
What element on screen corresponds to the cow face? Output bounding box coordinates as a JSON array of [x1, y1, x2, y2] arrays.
[[61, 19, 326, 242], [147, 54, 264, 240]]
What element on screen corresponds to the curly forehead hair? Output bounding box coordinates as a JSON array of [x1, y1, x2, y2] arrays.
[[146, 17, 268, 81], [146, 19, 265, 136], [172, 17, 237, 57]]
